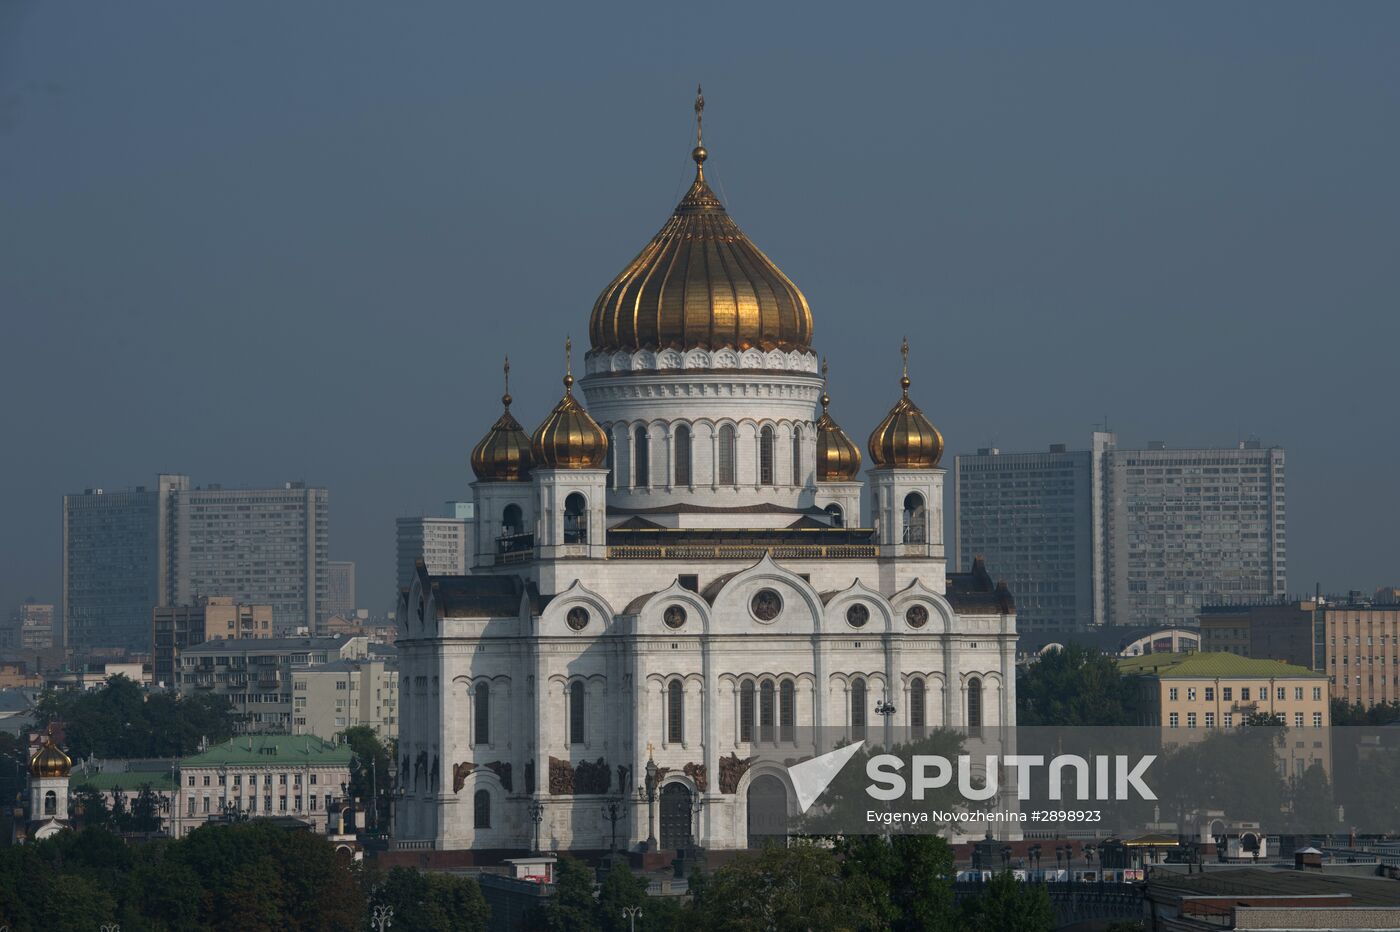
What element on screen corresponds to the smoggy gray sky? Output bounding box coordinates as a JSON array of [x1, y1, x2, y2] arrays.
[[3, 1, 1397, 615]]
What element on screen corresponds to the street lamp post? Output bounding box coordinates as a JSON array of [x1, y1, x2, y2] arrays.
[[621, 906, 642, 932], [528, 800, 545, 853], [636, 755, 658, 851], [371, 904, 393, 931], [601, 798, 625, 854]]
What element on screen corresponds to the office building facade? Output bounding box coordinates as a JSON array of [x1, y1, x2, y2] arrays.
[[395, 503, 474, 593], [955, 434, 1285, 631], [325, 561, 356, 619]]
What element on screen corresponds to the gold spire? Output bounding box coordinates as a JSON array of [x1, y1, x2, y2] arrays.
[[589, 89, 813, 354], [532, 338, 609, 469], [815, 357, 861, 481], [692, 84, 707, 178], [868, 339, 944, 469], [470, 356, 534, 481]]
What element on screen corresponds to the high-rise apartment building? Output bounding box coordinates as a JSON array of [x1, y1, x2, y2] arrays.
[[325, 561, 356, 619], [172, 482, 328, 635], [395, 501, 475, 593], [64, 475, 328, 654], [955, 433, 1285, 631]]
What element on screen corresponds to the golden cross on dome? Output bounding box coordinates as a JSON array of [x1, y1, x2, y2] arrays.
[[564, 337, 574, 392], [900, 337, 911, 396], [821, 357, 831, 412], [502, 355, 512, 408]]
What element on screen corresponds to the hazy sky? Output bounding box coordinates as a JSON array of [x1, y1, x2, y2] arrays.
[[3, 1, 1397, 615]]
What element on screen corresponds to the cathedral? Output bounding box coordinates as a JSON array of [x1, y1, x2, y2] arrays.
[[393, 93, 1018, 856]]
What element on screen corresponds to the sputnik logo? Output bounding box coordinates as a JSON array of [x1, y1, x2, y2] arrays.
[[787, 741, 865, 813]]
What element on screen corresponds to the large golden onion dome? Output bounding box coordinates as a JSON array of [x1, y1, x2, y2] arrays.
[[531, 340, 609, 469], [815, 359, 861, 481], [29, 738, 71, 779], [588, 88, 813, 354], [471, 358, 534, 481], [868, 339, 944, 470]]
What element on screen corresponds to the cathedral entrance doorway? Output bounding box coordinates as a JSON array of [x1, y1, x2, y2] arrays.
[[659, 782, 693, 850], [746, 774, 789, 848]]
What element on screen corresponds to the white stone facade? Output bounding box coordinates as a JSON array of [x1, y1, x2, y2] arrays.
[[393, 348, 1018, 854]]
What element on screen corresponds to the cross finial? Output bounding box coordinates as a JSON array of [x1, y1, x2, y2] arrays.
[[820, 356, 831, 412], [695, 84, 704, 146], [900, 337, 911, 396], [646, 742, 655, 760], [502, 355, 512, 408], [564, 337, 574, 392]]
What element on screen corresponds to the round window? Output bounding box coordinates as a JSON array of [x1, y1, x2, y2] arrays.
[[663, 605, 687, 629], [566, 607, 590, 631], [750, 589, 783, 622], [846, 603, 870, 628], [906, 605, 929, 628]]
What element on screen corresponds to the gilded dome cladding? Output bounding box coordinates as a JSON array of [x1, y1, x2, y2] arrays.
[[531, 341, 609, 469], [868, 341, 944, 470], [589, 91, 813, 355], [29, 740, 71, 779], [471, 358, 534, 481], [815, 359, 861, 481]]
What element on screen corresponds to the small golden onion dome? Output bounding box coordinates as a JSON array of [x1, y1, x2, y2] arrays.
[[29, 739, 71, 779], [868, 339, 944, 470], [815, 359, 861, 481], [470, 357, 534, 481], [589, 90, 813, 354], [531, 340, 609, 469]]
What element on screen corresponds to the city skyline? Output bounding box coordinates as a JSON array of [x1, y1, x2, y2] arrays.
[[3, 2, 1398, 614]]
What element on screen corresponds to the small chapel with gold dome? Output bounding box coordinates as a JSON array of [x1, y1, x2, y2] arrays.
[[394, 91, 1017, 857]]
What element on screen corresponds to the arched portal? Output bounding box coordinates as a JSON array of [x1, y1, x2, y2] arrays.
[[747, 774, 789, 848], [659, 782, 693, 850]]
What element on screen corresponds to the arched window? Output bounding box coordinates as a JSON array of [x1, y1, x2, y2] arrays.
[[760, 680, 776, 743], [634, 427, 650, 488], [718, 425, 737, 485], [474, 682, 490, 746], [501, 503, 523, 537], [792, 427, 803, 485], [740, 681, 755, 744], [824, 503, 844, 528], [779, 680, 796, 743], [570, 680, 585, 745], [668, 680, 684, 744], [967, 677, 983, 735], [851, 677, 867, 740], [910, 677, 927, 740], [604, 439, 615, 489], [674, 425, 692, 487], [474, 789, 491, 829], [903, 492, 927, 544], [759, 426, 775, 486], [44, 790, 56, 816], [564, 492, 587, 544]]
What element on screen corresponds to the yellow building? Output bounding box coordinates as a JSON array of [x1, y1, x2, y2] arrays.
[[1120, 652, 1330, 778]]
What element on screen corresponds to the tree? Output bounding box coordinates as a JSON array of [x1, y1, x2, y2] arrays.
[[368, 866, 490, 932], [1019, 644, 1137, 726], [596, 862, 648, 932], [1332, 699, 1400, 726], [547, 856, 602, 932], [836, 834, 956, 931], [340, 725, 394, 830], [959, 870, 1054, 932], [35, 674, 240, 758], [689, 842, 878, 931]]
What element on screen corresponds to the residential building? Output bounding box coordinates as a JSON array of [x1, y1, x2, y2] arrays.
[[172, 482, 329, 635], [45, 662, 152, 691], [1119, 652, 1329, 776], [1321, 600, 1400, 708], [171, 736, 352, 836], [5, 601, 55, 653], [1199, 600, 1317, 670], [326, 561, 356, 618], [152, 597, 274, 688], [955, 434, 1285, 632], [0, 662, 42, 690], [62, 474, 187, 655], [395, 502, 474, 592], [292, 657, 398, 741], [176, 636, 367, 733]]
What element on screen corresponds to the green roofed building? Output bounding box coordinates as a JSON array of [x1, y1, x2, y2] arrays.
[[171, 735, 352, 837], [1119, 651, 1330, 778]]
